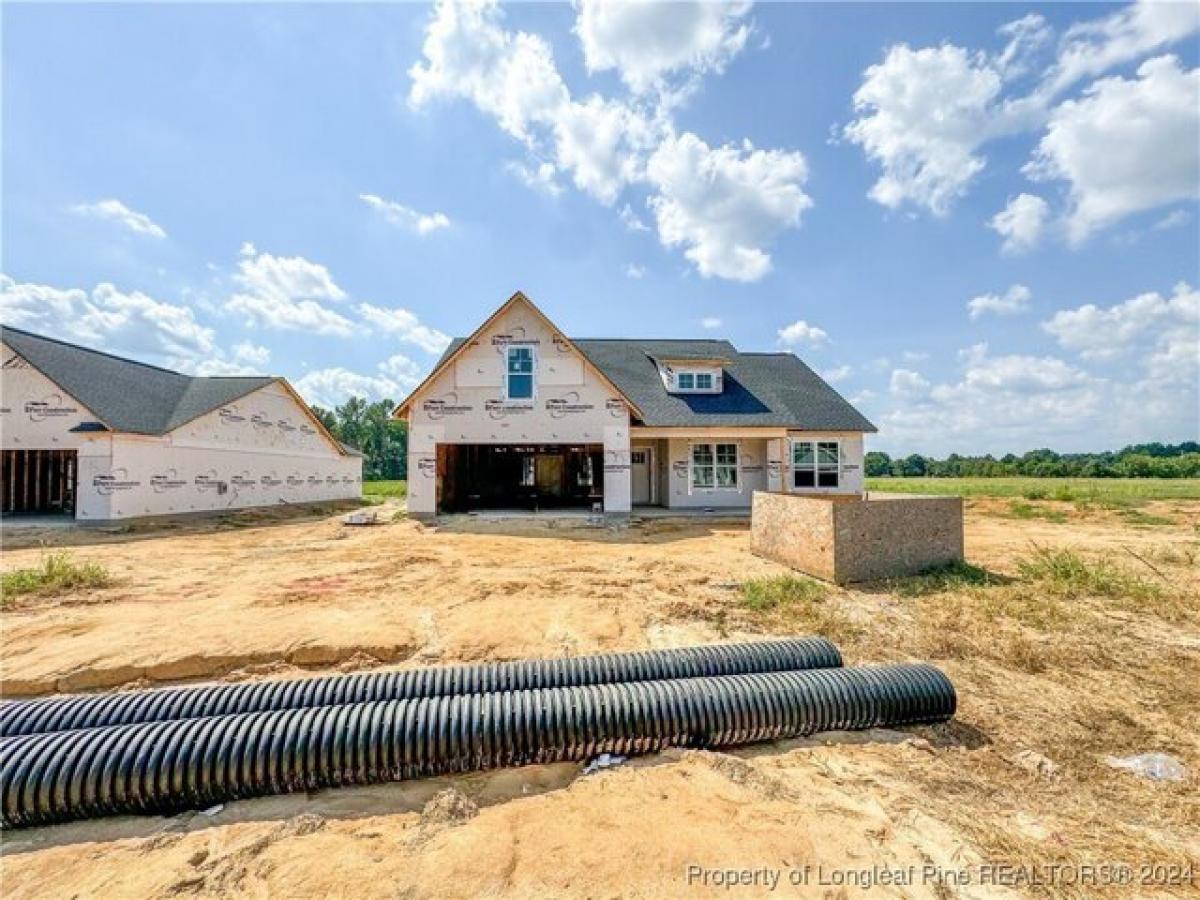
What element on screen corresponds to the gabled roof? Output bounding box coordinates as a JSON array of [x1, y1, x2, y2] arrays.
[[423, 333, 875, 432], [0, 325, 352, 447], [394, 291, 643, 419], [576, 340, 876, 431]]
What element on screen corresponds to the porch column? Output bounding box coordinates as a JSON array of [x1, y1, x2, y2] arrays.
[[767, 437, 785, 494], [603, 424, 631, 513]]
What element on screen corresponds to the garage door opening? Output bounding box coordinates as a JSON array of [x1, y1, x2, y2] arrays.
[[2, 449, 77, 516], [437, 444, 604, 513]]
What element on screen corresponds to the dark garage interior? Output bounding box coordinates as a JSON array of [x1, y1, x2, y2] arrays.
[[436, 444, 604, 512]]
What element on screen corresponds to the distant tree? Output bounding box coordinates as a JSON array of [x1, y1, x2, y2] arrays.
[[864, 451, 892, 476], [868, 443, 1199, 479], [311, 405, 338, 435], [310, 397, 407, 480]]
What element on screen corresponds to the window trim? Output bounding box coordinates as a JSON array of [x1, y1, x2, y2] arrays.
[[690, 441, 740, 492], [504, 344, 536, 402], [791, 439, 841, 490]]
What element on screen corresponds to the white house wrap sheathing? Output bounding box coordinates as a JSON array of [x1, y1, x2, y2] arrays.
[[404, 302, 632, 515], [74, 383, 361, 521], [1, 340, 361, 522], [0, 348, 95, 450]]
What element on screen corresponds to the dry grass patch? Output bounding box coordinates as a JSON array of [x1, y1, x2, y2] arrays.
[[738, 574, 863, 643], [1007, 500, 1068, 523], [892, 560, 1002, 597], [1017, 546, 1161, 600]]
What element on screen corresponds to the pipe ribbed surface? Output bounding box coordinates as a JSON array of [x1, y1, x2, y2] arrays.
[[1, 664, 954, 828], [0, 638, 841, 738]]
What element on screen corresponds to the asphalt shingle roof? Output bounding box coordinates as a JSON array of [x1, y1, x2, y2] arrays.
[[1, 324, 277, 435], [432, 337, 875, 431]]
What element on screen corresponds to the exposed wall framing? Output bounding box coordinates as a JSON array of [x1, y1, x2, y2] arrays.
[[1, 449, 77, 515]]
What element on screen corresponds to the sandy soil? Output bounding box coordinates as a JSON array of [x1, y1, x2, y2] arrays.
[[1, 498, 1198, 898]]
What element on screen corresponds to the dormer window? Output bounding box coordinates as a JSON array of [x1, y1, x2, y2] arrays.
[[677, 371, 713, 391], [670, 367, 719, 394]]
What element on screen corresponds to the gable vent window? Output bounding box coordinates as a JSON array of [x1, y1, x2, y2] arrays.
[[506, 346, 535, 400], [792, 440, 840, 488]]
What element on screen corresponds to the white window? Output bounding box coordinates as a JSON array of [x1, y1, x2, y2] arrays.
[[692, 442, 738, 489], [506, 346, 534, 400], [671, 368, 718, 393], [792, 440, 839, 488]]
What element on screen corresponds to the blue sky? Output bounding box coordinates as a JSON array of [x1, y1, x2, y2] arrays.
[[3, 1, 1197, 455]]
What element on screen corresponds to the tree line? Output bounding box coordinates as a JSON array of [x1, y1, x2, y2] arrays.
[[311, 398, 407, 481], [866, 443, 1200, 479]]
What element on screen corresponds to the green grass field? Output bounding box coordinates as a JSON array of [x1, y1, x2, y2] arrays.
[[362, 480, 407, 499], [866, 477, 1200, 504]]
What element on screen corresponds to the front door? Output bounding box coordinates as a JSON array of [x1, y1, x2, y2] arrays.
[[631, 447, 652, 505]]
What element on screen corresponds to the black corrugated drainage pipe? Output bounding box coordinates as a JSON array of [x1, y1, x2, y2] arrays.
[[0, 638, 842, 738], [1, 663, 955, 828]]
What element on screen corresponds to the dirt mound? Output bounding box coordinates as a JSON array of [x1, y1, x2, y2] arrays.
[[415, 788, 479, 844]]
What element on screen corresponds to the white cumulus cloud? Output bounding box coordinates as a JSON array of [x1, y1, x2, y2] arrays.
[[968, 284, 1032, 319], [880, 343, 1104, 454], [225, 243, 356, 337], [620, 202, 650, 232], [1039, 0, 1200, 99], [294, 353, 422, 409], [777, 319, 828, 347], [1025, 55, 1199, 244], [506, 160, 562, 197], [407, 0, 808, 280], [408, 0, 568, 145], [360, 194, 451, 235], [990, 193, 1049, 254], [358, 302, 451, 354], [889, 368, 930, 397], [574, 0, 752, 93], [843, 43, 1011, 215], [845, 2, 1199, 234], [72, 199, 167, 239], [1042, 281, 1198, 365], [1, 274, 216, 365], [647, 133, 811, 282]]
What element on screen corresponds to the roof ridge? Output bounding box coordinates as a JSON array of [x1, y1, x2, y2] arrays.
[[1, 323, 190, 379], [3, 323, 277, 388]]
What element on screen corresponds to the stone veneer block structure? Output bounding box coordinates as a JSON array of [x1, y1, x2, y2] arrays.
[[751, 491, 964, 584]]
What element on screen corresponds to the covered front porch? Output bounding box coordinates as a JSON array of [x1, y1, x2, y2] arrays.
[[628, 427, 785, 510]]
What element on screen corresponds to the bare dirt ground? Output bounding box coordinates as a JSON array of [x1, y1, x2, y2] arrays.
[[1, 497, 1197, 898]]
